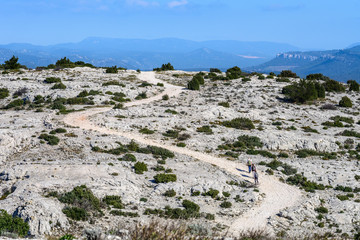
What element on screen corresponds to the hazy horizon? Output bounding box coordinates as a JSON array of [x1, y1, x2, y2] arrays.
[[1, 0, 359, 50]]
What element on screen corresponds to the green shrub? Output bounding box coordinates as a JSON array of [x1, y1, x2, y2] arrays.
[[102, 80, 125, 87], [187, 78, 200, 90], [51, 128, 67, 134], [278, 70, 298, 78], [258, 75, 265, 80], [323, 79, 345, 92], [339, 96, 352, 108], [120, 153, 137, 162], [340, 130, 360, 138], [331, 115, 354, 124], [165, 109, 178, 114], [210, 68, 221, 73], [103, 195, 123, 209], [59, 234, 76, 240], [39, 134, 60, 145], [139, 128, 155, 134], [226, 66, 242, 80], [222, 117, 255, 130], [135, 92, 147, 100], [282, 79, 324, 103], [266, 160, 282, 170], [146, 146, 175, 159], [242, 77, 251, 83], [347, 80, 359, 91], [162, 94, 169, 100], [62, 207, 88, 221], [4, 99, 25, 109], [134, 162, 148, 174], [220, 201, 232, 208], [287, 174, 325, 192], [218, 101, 230, 108], [152, 165, 165, 171], [66, 97, 94, 105], [110, 210, 139, 217], [196, 125, 213, 134], [222, 192, 230, 197], [163, 189, 176, 197], [182, 200, 200, 214], [0, 209, 29, 237], [163, 130, 179, 138], [154, 174, 177, 183], [336, 195, 349, 201], [191, 191, 200, 196], [276, 78, 291, 83], [106, 66, 118, 73], [295, 149, 336, 159], [44, 77, 61, 84], [203, 189, 219, 199], [193, 74, 204, 85], [246, 149, 276, 158], [278, 152, 289, 158], [306, 73, 330, 81], [4, 56, 21, 69], [0, 88, 9, 99], [315, 206, 328, 214], [176, 142, 186, 147], [153, 63, 174, 71], [51, 82, 66, 89], [58, 185, 101, 212]]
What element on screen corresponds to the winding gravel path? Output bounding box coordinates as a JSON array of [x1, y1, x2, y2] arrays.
[[63, 71, 302, 236]]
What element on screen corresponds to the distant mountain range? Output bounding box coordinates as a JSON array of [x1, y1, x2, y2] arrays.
[[248, 44, 360, 82], [0, 37, 300, 70]]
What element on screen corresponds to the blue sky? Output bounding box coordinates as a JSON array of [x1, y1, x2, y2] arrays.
[[1, 0, 359, 49]]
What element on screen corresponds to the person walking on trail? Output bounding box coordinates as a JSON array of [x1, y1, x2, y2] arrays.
[[251, 163, 256, 173], [254, 170, 259, 185], [247, 159, 252, 173]]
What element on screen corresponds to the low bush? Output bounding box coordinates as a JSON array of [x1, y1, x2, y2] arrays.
[[347, 80, 359, 91], [163, 189, 176, 197], [218, 101, 230, 108], [0, 209, 29, 237], [340, 130, 360, 138], [105, 66, 118, 73], [62, 207, 87, 221], [66, 97, 94, 105], [187, 78, 200, 90], [196, 125, 213, 134], [226, 66, 242, 80], [135, 92, 147, 100], [282, 79, 325, 103], [246, 149, 276, 158], [306, 73, 330, 81], [202, 189, 219, 199], [102, 80, 125, 87], [315, 206, 328, 214], [134, 162, 148, 174], [50, 128, 67, 134], [276, 78, 290, 83], [153, 63, 174, 71], [339, 96, 352, 108], [323, 79, 345, 92], [163, 130, 179, 138], [0, 88, 9, 99], [295, 149, 336, 159], [139, 127, 155, 134], [210, 68, 221, 73], [146, 146, 175, 159], [110, 210, 139, 217], [39, 134, 60, 145], [220, 201, 232, 208], [278, 70, 298, 78], [103, 195, 123, 209], [221, 117, 255, 130], [4, 99, 25, 109], [287, 174, 325, 192], [242, 77, 251, 83], [165, 109, 178, 114], [154, 174, 177, 183], [193, 73, 204, 85], [44, 77, 61, 83], [120, 153, 137, 162], [58, 185, 101, 212], [162, 94, 169, 100], [51, 82, 66, 89]]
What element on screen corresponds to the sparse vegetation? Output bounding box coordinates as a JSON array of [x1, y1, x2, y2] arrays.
[[0, 209, 29, 237], [134, 161, 148, 174], [221, 117, 255, 130], [153, 63, 174, 71], [154, 174, 177, 183]]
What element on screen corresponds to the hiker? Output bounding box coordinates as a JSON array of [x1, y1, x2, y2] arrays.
[[254, 170, 259, 185], [247, 159, 252, 173], [251, 163, 256, 173]]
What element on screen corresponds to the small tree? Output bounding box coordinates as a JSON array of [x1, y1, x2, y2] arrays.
[[4, 56, 21, 69], [347, 80, 359, 92], [339, 96, 352, 108], [187, 78, 200, 90], [278, 70, 299, 78], [226, 66, 242, 80]]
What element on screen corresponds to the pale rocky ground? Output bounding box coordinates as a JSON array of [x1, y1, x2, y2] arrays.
[[0, 67, 359, 239]]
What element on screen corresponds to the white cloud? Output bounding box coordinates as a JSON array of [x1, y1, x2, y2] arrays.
[[168, 0, 188, 8], [126, 0, 159, 7]]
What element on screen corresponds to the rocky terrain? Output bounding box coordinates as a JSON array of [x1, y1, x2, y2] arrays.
[[0, 67, 359, 239]]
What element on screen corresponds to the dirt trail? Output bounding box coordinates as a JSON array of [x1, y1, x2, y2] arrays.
[[63, 71, 302, 235]]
